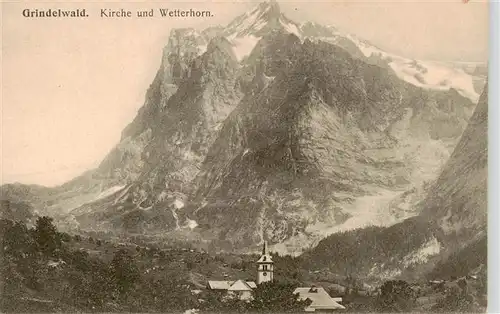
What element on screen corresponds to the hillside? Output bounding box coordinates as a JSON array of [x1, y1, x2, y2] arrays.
[[420, 81, 488, 243], [1, 216, 487, 313], [0, 1, 487, 258], [302, 81, 488, 281]]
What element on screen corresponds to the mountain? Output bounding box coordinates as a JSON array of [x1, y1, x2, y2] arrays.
[[69, 35, 244, 234], [420, 81, 488, 242], [303, 81, 488, 280], [0, 183, 49, 223], [186, 35, 480, 251], [297, 21, 486, 103], [1, 1, 487, 258]]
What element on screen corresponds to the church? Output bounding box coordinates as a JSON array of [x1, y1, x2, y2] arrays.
[[207, 241, 274, 301], [206, 241, 345, 311]]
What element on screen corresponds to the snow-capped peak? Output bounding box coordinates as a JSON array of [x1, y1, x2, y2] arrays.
[[343, 33, 482, 103], [161, 1, 485, 102], [222, 1, 302, 61], [298, 22, 484, 103], [224, 1, 283, 37]]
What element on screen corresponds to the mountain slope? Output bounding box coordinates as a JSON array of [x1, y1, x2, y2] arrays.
[[298, 21, 486, 103], [302, 82, 488, 279], [1, 1, 487, 256], [70, 36, 244, 232], [420, 81, 488, 242], [184, 36, 477, 252]]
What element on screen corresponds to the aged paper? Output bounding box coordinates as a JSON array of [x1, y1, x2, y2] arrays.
[[1, 0, 490, 313]]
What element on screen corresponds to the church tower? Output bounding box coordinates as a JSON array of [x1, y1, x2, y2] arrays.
[[256, 241, 274, 284]]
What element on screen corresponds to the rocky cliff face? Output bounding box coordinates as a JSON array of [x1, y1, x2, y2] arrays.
[[69, 35, 244, 233], [185, 36, 477, 251], [420, 81, 488, 243], [303, 82, 488, 279], [1, 1, 487, 257]]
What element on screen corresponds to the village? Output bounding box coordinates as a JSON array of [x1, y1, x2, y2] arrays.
[[205, 241, 346, 312], [0, 214, 488, 313]]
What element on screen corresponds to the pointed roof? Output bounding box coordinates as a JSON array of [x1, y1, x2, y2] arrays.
[[208, 280, 257, 290], [228, 279, 254, 291], [208, 281, 231, 290], [257, 241, 273, 263], [293, 287, 346, 310]]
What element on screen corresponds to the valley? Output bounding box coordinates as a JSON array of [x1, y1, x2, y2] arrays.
[[1, 1, 488, 306]]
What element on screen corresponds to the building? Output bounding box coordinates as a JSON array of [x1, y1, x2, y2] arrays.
[[206, 241, 273, 300], [256, 241, 274, 284], [293, 286, 346, 312], [207, 279, 257, 300], [206, 243, 344, 311]]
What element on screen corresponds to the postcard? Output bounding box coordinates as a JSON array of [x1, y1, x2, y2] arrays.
[[1, 0, 491, 312]]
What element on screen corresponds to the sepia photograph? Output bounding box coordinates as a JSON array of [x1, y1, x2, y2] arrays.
[[1, 0, 492, 312]]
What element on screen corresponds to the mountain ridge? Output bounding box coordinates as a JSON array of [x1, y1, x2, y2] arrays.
[[1, 1, 487, 270], [303, 81, 488, 280]]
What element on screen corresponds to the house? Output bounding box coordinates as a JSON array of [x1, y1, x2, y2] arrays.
[[207, 241, 274, 300], [207, 279, 257, 300], [293, 286, 346, 312], [206, 242, 344, 311]]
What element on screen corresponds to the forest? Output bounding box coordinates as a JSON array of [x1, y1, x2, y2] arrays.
[[0, 216, 487, 313]]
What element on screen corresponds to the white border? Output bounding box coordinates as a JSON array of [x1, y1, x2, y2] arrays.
[[488, 0, 499, 313]]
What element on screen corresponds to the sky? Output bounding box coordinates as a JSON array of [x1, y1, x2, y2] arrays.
[[1, 0, 489, 187]]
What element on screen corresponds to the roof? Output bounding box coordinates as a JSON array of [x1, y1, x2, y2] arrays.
[[294, 287, 346, 310], [228, 279, 253, 291], [257, 254, 273, 263], [247, 281, 257, 289], [208, 280, 257, 291], [208, 281, 231, 290], [257, 241, 273, 263]]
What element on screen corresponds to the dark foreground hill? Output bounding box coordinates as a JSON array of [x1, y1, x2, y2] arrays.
[[0, 216, 486, 313]]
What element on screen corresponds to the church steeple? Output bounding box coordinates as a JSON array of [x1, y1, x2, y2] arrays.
[[256, 241, 274, 284]]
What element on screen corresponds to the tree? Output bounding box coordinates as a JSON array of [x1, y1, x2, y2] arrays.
[[2, 220, 35, 258], [432, 279, 482, 313], [34, 216, 61, 256], [58, 232, 72, 243], [145, 278, 198, 312], [376, 280, 417, 312], [272, 254, 303, 285], [0, 258, 27, 310], [69, 250, 92, 272], [198, 282, 310, 313], [110, 249, 140, 297], [345, 274, 362, 296], [198, 289, 247, 313], [67, 265, 115, 312], [249, 281, 312, 312]]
